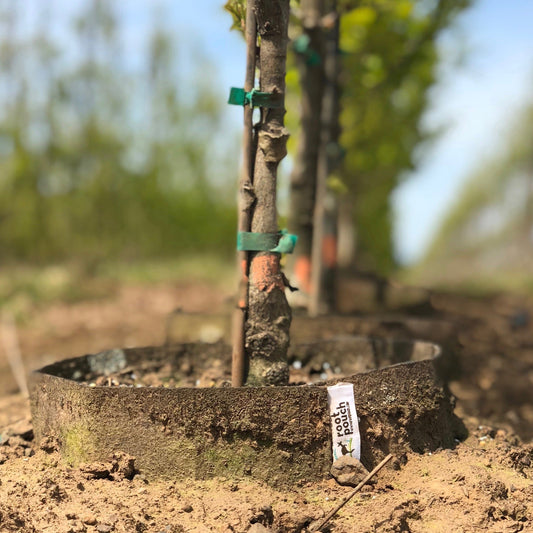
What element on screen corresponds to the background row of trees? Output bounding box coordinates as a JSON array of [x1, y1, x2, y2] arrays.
[[0, 0, 237, 264], [0, 0, 494, 281]]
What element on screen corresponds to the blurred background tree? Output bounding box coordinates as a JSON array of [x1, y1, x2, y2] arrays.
[[336, 0, 471, 275], [0, 0, 237, 267], [227, 0, 471, 286], [415, 98, 533, 288], [8, 0, 529, 300]]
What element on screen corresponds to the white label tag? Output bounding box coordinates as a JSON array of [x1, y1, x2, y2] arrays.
[[327, 382, 361, 461]]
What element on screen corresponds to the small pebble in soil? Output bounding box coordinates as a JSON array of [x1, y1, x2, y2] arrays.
[[181, 504, 193, 513], [179, 362, 193, 375], [82, 514, 97, 525], [330, 456, 369, 486], [79, 462, 110, 480], [496, 429, 507, 439], [520, 456, 531, 466]]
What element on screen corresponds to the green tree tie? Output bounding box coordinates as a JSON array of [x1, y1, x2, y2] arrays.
[[228, 87, 284, 108], [237, 230, 298, 254]]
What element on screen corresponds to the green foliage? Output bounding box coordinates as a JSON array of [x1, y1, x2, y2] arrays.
[[0, 1, 238, 265], [224, 0, 246, 33], [284, 0, 470, 274], [335, 0, 471, 274]]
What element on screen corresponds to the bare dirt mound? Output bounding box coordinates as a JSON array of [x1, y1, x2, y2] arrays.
[[0, 408, 532, 532], [1, 282, 532, 532]]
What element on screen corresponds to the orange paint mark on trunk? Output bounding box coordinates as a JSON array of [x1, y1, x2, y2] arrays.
[[294, 255, 312, 293], [241, 259, 248, 277], [322, 235, 337, 269], [250, 254, 284, 292]]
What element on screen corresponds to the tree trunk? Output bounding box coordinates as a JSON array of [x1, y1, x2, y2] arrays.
[[287, 0, 325, 300], [309, 0, 341, 317], [245, 0, 291, 386], [337, 194, 356, 269]]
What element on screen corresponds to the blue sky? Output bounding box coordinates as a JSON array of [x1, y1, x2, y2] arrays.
[[392, 0, 533, 263], [27, 0, 533, 264]]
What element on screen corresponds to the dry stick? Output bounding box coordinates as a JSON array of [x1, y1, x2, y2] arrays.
[[232, 0, 257, 387], [310, 454, 394, 532], [0, 310, 29, 397]]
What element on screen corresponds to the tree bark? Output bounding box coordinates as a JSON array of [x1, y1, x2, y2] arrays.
[[245, 0, 292, 386], [287, 0, 325, 298], [309, 1, 340, 317], [337, 194, 356, 269]]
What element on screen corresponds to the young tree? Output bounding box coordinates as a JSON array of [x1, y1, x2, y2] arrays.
[[246, 0, 292, 386], [339, 0, 471, 274], [229, 0, 292, 386], [309, 0, 341, 316], [287, 0, 325, 302], [286, 0, 343, 316], [287, 0, 472, 298]]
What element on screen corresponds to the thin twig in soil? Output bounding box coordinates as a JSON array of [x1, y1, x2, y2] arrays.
[[310, 453, 394, 532]]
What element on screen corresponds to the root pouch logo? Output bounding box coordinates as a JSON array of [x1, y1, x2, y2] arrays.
[[327, 383, 361, 461]]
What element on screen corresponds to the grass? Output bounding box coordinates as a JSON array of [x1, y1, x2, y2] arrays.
[[0, 254, 235, 319], [96, 254, 235, 286], [399, 263, 533, 298]]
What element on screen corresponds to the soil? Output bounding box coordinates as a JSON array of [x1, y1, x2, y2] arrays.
[[1, 280, 533, 532]]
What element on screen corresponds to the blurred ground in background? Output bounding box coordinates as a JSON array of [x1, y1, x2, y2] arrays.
[[0, 258, 234, 397]]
